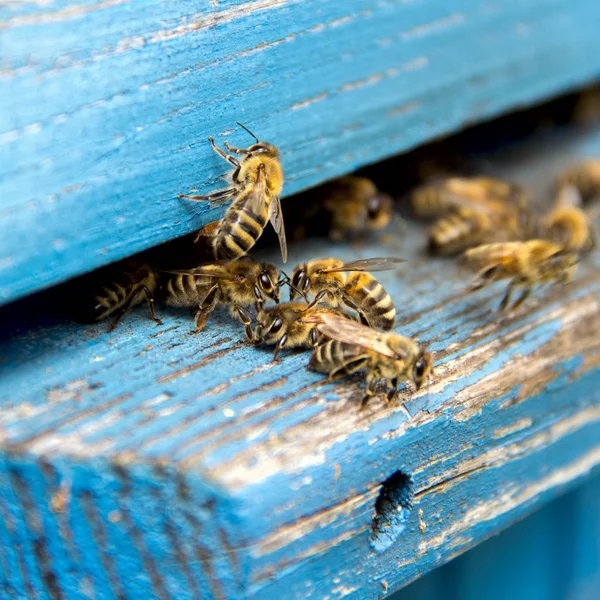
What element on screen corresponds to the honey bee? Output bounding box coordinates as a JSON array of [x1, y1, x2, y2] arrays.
[[428, 200, 531, 256], [288, 257, 404, 330], [180, 123, 287, 262], [464, 240, 579, 311], [305, 312, 433, 408], [321, 176, 394, 240], [162, 257, 281, 337], [412, 176, 526, 218], [541, 185, 596, 254], [556, 160, 600, 203], [82, 260, 162, 331], [253, 302, 346, 361]]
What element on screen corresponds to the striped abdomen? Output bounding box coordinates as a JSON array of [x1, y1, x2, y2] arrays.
[[344, 272, 396, 331], [93, 266, 156, 321], [309, 340, 368, 374], [213, 197, 269, 261], [429, 209, 490, 256], [161, 274, 211, 307]]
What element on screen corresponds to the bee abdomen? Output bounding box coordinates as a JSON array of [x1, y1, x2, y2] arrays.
[[162, 274, 203, 307], [93, 275, 154, 321], [214, 205, 268, 260], [346, 275, 396, 331], [310, 340, 364, 372], [429, 211, 488, 255]]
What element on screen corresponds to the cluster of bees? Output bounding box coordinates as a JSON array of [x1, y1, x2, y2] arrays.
[[412, 162, 598, 310], [82, 123, 599, 408]]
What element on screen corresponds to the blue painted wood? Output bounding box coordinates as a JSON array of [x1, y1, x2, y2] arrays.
[[390, 473, 600, 600], [1, 124, 600, 599], [2, 0, 600, 304]]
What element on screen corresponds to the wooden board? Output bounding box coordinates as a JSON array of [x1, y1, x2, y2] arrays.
[[391, 473, 600, 600], [2, 0, 600, 304], [1, 124, 600, 599]]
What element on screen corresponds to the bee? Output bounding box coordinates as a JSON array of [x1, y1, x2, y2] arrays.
[[161, 257, 281, 337], [288, 257, 404, 330], [321, 176, 394, 240], [541, 185, 596, 254], [464, 240, 579, 311], [556, 160, 600, 203], [253, 302, 346, 361], [412, 176, 526, 218], [428, 200, 531, 256], [81, 260, 162, 331], [180, 123, 287, 262], [305, 312, 433, 408]]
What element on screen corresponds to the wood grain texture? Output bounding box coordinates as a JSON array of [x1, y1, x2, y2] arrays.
[[1, 125, 600, 599], [2, 0, 600, 304]]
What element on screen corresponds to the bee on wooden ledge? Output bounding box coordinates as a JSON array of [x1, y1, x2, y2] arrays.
[[305, 312, 433, 409], [289, 176, 395, 242], [179, 123, 288, 263]]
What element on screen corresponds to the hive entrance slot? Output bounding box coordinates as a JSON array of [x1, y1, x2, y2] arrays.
[[370, 470, 414, 552]]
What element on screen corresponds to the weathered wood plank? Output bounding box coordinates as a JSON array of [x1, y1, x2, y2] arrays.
[[1, 124, 600, 599], [2, 0, 600, 303], [390, 473, 600, 600]]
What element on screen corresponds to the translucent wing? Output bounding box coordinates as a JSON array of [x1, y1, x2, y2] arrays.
[[320, 257, 405, 273], [241, 167, 268, 214], [303, 312, 398, 358], [556, 184, 583, 208], [269, 195, 288, 263], [162, 267, 237, 280]]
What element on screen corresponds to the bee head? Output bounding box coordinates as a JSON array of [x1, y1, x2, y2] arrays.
[[255, 311, 285, 343], [366, 192, 393, 229], [413, 350, 433, 390], [289, 264, 309, 301], [257, 264, 280, 303], [247, 142, 279, 158]]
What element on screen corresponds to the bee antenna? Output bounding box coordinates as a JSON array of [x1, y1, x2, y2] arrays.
[[236, 122, 259, 144]]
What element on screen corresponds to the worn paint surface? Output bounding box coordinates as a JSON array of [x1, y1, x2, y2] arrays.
[[390, 472, 600, 600], [2, 0, 600, 303], [1, 126, 600, 599]]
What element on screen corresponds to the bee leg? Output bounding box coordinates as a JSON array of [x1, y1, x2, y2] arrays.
[[310, 327, 321, 347], [360, 373, 379, 410], [233, 305, 254, 341], [140, 285, 163, 327], [224, 141, 250, 155], [328, 357, 369, 382], [209, 137, 243, 182], [510, 287, 531, 311], [107, 284, 157, 332], [384, 378, 399, 406], [191, 285, 220, 334], [499, 282, 516, 311], [272, 334, 288, 362], [179, 187, 236, 205], [342, 296, 369, 326], [305, 289, 329, 310]]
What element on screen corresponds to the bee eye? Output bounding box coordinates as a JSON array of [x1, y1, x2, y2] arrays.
[[415, 359, 427, 379], [259, 273, 271, 289], [270, 318, 284, 334], [367, 196, 382, 219], [291, 271, 302, 287]]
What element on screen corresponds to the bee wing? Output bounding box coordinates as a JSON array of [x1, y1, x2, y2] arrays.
[[556, 184, 583, 208], [269, 195, 288, 264], [320, 257, 405, 273], [303, 312, 397, 358], [162, 268, 236, 280]]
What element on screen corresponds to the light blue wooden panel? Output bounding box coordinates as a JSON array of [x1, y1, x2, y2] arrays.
[[390, 473, 600, 600], [1, 123, 600, 599], [2, 0, 600, 303]]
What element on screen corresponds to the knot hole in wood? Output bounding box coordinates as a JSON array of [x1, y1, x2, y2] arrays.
[[370, 470, 414, 553]]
